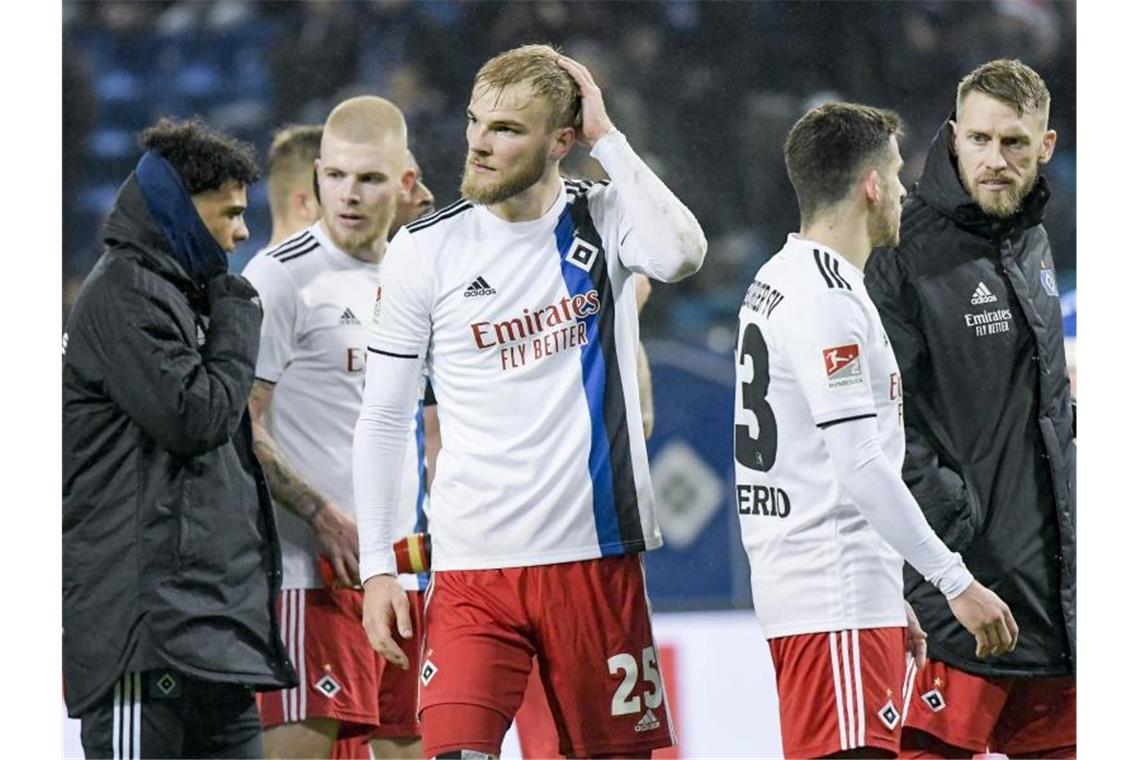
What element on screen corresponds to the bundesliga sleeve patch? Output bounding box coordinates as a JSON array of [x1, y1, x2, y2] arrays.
[[822, 344, 864, 388]]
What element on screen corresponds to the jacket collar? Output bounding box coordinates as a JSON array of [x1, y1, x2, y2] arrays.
[[914, 114, 1051, 238]]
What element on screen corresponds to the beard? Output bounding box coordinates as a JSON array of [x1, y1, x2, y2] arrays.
[[869, 179, 901, 248], [460, 149, 547, 205], [869, 202, 901, 248], [321, 207, 389, 255], [961, 163, 1039, 219]]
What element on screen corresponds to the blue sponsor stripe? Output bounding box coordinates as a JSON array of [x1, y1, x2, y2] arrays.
[[554, 206, 621, 551], [413, 399, 430, 590]]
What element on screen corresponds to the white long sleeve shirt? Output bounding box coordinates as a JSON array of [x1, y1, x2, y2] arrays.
[[353, 131, 707, 581], [734, 235, 971, 638]]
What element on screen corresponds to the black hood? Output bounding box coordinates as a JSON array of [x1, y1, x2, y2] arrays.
[[913, 116, 1050, 238]]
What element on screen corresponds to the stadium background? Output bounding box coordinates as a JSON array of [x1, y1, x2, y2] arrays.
[[61, 1, 1076, 756]]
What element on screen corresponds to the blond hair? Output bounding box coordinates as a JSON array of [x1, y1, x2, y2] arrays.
[[957, 59, 1051, 120], [323, 96, 407, 147], [266, 124, 322, 220], [474, 44, 580, 130]]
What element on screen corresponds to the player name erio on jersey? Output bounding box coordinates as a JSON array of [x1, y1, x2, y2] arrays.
[[470, 289, 602, 371], [736, 483, 792, 518]]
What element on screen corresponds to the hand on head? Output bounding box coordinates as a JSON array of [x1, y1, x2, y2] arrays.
[[556, 55, 616, 148]]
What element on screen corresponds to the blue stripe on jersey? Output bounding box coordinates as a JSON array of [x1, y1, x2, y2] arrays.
[[554, 205, 623, 552], [413, 399, 430, 591]]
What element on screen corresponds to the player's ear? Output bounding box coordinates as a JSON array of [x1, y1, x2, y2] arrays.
[[550, 126, 576, 162], [400, 167, 417, 197], [1039, 129, 1057, 164], [293, 188, 316, 219], [863, 168, 882, 206], [948, 120, 959, 156]]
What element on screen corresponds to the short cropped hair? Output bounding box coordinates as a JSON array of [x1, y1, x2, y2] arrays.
[[474, 44, 580, 130], [957, 58, 1050, 119], [138, 117, 259, 195], [784, 102, 902, 225], [266, 124, 322, 218]]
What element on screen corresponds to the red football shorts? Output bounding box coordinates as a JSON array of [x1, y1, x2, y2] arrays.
[[418, 555, 674, 758], [901, 658, 1075, 756], [375, 589, 425, 739], [257, 587, 425, 739], [515, 662, 562, 758], [768, 627, 908, 758]]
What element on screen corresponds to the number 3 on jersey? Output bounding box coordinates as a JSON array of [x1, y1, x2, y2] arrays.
[[736, 322, 778, 471], [607, 646, 663, 716]]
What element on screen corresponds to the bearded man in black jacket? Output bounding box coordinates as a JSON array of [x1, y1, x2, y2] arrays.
[[865, 60, 1075, 758], [63, 118, 297, 759]]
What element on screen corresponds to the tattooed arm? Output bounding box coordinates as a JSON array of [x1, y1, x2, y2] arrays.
[[249, 379, 360, 585]]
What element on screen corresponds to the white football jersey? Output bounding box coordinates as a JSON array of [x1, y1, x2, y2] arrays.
[[244, 224, 427, 590], [734, 234, 907, 638], [367, 178, 661, 571]]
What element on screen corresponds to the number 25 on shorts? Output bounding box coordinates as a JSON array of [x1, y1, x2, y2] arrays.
[[607, 646, 664, 716]]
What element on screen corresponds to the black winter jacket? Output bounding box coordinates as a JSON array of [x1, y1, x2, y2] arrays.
[[865, 121, 1075, 678], [62, 175, 296, 716]]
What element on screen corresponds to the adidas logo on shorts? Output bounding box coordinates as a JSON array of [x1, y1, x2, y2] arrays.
[[634, 708, 660, 733], [464, 276, 496, 297], [970, 282, 998, 305]]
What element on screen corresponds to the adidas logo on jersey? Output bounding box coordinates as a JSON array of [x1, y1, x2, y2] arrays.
[[464, 276, 497, 297], [970, 282, 998, 305], [339, 308, 361, 325], [634, 708, 661, 733]]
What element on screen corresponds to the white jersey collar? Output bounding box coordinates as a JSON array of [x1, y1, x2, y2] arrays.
[[471, 183, 569, 236]]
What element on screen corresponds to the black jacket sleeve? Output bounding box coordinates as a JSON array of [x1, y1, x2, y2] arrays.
[[95, 266, 263, 457], [865, 248, 978, 552]]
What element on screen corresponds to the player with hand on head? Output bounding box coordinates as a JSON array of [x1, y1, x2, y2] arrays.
[[353, 44, 705, 759], [243, 97, 431, 760], [865, 59, 1075, 759], [734, 102, 1016, 759]]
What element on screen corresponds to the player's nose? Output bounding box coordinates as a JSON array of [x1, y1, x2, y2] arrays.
[[467, 125, 492, 155], [984, 141, 1008, 170]]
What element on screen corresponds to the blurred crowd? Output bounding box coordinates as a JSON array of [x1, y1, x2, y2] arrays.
[[62, 0, 1076, 348]]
